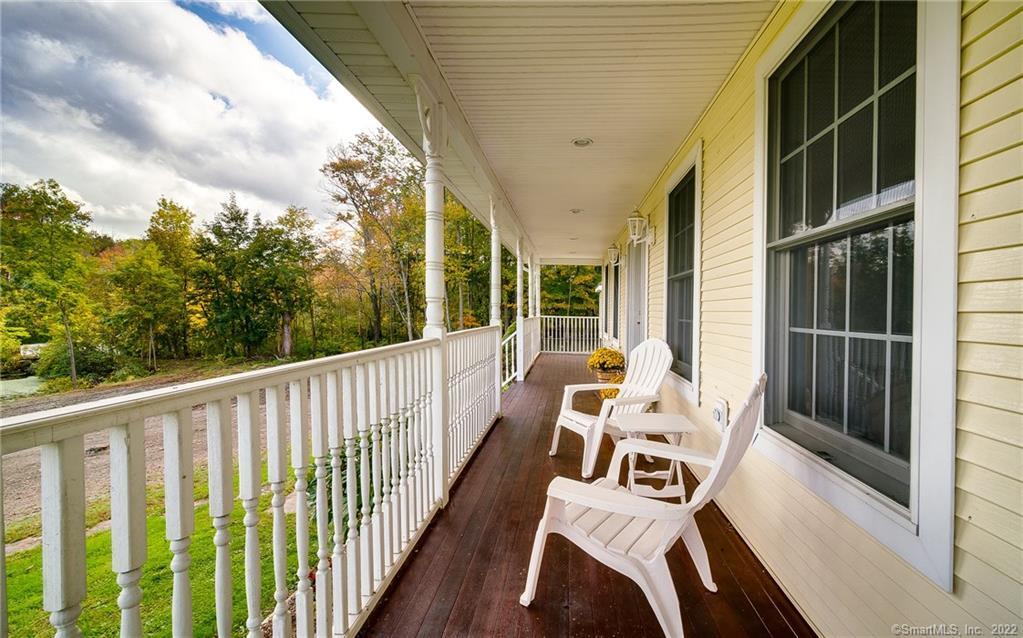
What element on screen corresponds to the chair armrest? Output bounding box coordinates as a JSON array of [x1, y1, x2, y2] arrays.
[[562, 383, 620, 411], [547, 477, 682, 521], [607, 393, 659, 407], [607, 439, 716, 481]]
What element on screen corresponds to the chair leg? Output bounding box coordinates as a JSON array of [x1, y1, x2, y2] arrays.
[[680, 519, 717, 592], [581, 430, 601, 479], [520, 501, 553, 606], [634, 557, 685, 638], [549, 422, 562, 457]]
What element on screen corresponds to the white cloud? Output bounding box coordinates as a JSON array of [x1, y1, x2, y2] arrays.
[[0, 0, 381, 237], [196, 0, 272, 23]]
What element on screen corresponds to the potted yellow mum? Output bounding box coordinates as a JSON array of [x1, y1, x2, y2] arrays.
[[586, 347, 625, 383]]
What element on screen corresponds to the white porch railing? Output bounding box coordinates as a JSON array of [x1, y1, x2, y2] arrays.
[[521, 316, 541, 375], [446, 326, 501, 483], [501, 331, 518, 386], [0, 330, 507, 638], [539, 316, 599, 354]]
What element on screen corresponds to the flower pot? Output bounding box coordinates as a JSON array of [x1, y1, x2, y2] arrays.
[[594, 370, 622, 383]]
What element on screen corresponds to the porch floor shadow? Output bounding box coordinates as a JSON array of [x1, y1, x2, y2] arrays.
[[359, 354, 816, 638]]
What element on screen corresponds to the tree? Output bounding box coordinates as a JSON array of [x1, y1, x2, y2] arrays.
[[540, 265, 600, 317], [145, 198, 196, 357], [106, 243, 181, 370], [1, 179, 92, 386]]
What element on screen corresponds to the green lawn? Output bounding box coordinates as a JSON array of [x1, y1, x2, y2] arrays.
[[6, 489, 308, 637]]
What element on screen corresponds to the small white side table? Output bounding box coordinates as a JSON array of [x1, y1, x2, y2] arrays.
[[615, 413, 698, 500]]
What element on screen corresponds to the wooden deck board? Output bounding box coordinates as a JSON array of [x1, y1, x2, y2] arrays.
[[360, 354, 816, 637]]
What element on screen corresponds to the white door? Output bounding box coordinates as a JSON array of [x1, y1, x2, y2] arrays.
[[627, 242, 646, 354]]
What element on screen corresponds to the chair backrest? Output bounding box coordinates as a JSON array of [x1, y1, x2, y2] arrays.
[[612, 339, 673, 417], [686, 373, 767, 511]]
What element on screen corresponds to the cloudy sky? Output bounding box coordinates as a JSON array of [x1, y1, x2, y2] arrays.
[[1, 0, 381, 237]]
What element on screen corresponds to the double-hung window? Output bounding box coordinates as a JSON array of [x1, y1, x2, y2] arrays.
[[667, 168, 697, 381], [765, 0, 917, 507]]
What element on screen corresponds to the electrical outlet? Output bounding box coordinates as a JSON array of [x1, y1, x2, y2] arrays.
[[712, 398, 729, 432]]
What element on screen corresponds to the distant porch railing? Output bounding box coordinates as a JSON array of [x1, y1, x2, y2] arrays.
[[539, 316, 599, 354], [0, 326, 502, 638]]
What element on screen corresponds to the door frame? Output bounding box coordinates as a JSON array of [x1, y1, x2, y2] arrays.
[[626, 239, 647, 357]]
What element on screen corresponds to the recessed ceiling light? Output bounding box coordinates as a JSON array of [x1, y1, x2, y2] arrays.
[[569, 237, 579, 241], [571, 137, 593, 148], [569, 208, 583, 215]]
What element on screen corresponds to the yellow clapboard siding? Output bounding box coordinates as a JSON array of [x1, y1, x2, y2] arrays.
[[955, 517, 1023, 583], [959, 312, 1023, 346], [958, 245, 1023, 282], [957, 342, 1023, 379], [957, 370, 1023, 415], [962, 11, 1023, 74], [962, 1, 1023, 47], [958, 279, 1023, 311], [960, 111, 1023, 164], [956, 488, 1023, 549], [957, 459, 1023, 514], [961, 78, 1023, 134], [960, 177, 1023, 224], [961, 42, 1023, 104], [960, 145, 1023, 195], [958, 212, 1023, 252], [957, 428, 1023, 480], [958, 400, 1023, 447], [955, 550, 1023, 615]]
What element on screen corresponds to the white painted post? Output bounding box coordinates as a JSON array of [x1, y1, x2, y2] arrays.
[[206, 399, 233, 638], [309, 375, 332, 637], [164, 409, 195, 638], [237, 392, 262, 638], [110, 420, 147, 638], [490, 199, 503, 416], [515, 239, 525, 382], [267, 385, 292, 638], [326, 371, 348, 636], [289, 379, 314, 637], [41, 435, 86, 638], [414, 75, 450, 509]]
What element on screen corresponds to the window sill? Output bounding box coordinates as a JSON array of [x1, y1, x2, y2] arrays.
[[664, 370, 698, 405], [754, 427, 918, 535]]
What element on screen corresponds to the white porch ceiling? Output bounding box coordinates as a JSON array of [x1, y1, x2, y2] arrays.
[[263, 1, 775, 262]]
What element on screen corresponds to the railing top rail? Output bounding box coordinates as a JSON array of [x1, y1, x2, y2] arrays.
[[0, 337, 439, 454], [538, 315, 599, 319], [501, 332, 516, 346], [447, 324, 501, 341]]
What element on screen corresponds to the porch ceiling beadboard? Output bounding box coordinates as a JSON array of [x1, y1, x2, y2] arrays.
[[406, 1, 775, 260]]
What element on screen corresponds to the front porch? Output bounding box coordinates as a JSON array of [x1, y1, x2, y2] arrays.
[[363, 354, 813, 638]]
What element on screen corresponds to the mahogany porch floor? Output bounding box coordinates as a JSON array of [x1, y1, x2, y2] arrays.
[[359, 354, 815, 638]]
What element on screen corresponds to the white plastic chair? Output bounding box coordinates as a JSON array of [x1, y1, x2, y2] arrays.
[[521, 374, 768, 637], [550, 338, 673, 478]]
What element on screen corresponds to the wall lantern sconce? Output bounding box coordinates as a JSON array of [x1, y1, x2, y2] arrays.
[[627, 209, 654, 244], [607, 245, 620, 265]]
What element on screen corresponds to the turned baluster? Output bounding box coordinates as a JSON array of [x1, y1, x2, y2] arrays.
[[110, 420, 147, 638], [206, 399, 233, 638], [41, 435, 85, 638], [163, 408, 194, 637], [355, 362, 373, 602], [378, 359, 393, 569], [368, 360, 384, 586], [289, 379, 313, 637], [340, 366, 362, 622], [266, 385, 291, 638], [309, 374, 332, 638], [326, 370, 348, 636], [237, 391, 262, 638]]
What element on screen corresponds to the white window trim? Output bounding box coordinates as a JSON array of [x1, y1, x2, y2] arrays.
[[623, 240, 649, 357], [663, 140, 703, 405], [751, 0, 958, 591]]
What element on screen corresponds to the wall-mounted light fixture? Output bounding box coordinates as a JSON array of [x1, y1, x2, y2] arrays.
[[627, 208, 654, 244], [607, 244, 620, 265]]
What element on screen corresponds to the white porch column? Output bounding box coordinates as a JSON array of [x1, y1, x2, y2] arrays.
[[489, 198, 502, 414], [515, 238, 525, 382], [489, 199, 502, 327], [414, 77, 450, 506]]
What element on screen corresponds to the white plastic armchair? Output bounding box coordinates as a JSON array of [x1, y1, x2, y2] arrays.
[[522, 374, 768, 637], [550, 338, 673, 478]]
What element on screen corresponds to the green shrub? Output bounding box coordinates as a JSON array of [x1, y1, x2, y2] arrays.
[[36, 342, 116, 380], [106, 361, 151, 383]]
